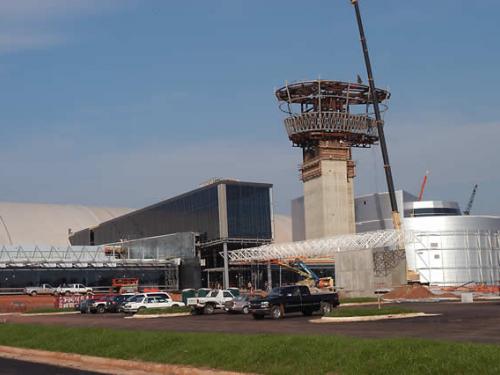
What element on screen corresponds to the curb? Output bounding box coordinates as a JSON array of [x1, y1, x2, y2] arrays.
[[310, 312, 441, 323], [340, 302, 380, 307], [0, 345, 253, 375], [20, 311, 80, 317], [126, 312, 191, 319]]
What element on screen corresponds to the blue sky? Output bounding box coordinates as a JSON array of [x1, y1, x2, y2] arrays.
[[0, 0, 499, 215]]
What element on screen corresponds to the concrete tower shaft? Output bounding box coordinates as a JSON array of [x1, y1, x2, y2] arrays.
[[275, 80, 390, 239]]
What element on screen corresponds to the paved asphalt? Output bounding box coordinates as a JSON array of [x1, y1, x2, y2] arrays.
[[5, 302, 500, 344], [0, 357, 101, 375]]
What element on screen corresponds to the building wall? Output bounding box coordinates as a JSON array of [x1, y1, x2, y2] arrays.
[[0, 202, 132, 246], [291, 197, 305, 242], [226, 184, 272, 239], [291, 190, 416, 241], [355, 190, 417, 232], [70, 181, 273, 246], [303, 160, 355, 239], [107, 232, 197, 260]]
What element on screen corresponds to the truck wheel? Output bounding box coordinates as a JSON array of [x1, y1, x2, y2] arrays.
[[96, 305, 106, 314], [64, 291, 71, 296], [242, 306, 249, 315], [30, 291, 37, 297], [172, 304, 179, 308], [204, 304, 215, 315], [252, 314, 264, 320], [320, 302, 333, 315], [271, 305, 284, 320]]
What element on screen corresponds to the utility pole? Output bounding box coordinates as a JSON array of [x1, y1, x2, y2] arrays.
[[351, 0, 401, 230]]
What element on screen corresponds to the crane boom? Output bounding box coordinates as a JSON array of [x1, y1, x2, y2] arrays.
[[418, 171, 429, 201], [464, 184, 478, 215], [351, 0, 401, 230]]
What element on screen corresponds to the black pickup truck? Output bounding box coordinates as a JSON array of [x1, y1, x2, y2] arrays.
[[249, 285, 339, 320]]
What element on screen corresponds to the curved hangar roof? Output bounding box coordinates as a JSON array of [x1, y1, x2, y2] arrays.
[[0, 202, 133, 246]]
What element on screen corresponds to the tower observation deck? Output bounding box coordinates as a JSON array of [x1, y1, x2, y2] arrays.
[[276, 80, 390, 239]]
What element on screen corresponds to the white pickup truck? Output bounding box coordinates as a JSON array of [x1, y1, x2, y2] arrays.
[[24, 284, 55, 296], [187, 289, 236, 314], [55, 284, 93, 296]]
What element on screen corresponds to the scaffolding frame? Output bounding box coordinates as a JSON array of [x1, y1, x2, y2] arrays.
[[0, 245, 179, 268], [226, 229, 408, 263]]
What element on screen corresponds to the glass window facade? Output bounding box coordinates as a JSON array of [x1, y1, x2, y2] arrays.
[[88, 186, 220, 245], [70, 181, 273, 246], [226, 184, 272, 239]]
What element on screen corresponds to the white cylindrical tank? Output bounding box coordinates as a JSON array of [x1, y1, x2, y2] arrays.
[[404, 215, 500, 286]]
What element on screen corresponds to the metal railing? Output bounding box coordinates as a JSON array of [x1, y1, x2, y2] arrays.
[[284, 111, 378, 138]]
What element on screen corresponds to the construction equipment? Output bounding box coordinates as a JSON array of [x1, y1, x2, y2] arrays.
[[111, 278, 139, 294], [418, 171, 429, 201], [351, 0, 401, 230], [463, 184, 478, 215], [273, 259, 334, 289]]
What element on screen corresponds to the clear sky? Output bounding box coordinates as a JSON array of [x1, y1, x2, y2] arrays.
[[0, 0, 499, 215]]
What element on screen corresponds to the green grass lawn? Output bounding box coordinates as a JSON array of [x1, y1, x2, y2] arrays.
[[0, 324, 499, 375], [23, 307, 75, 314], [136, 306, 191, 315], [339, 297, 378, 304], [325, 306, 416, 317]]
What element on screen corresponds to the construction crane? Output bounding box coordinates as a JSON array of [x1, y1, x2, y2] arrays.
[[463, 184, 478, 215], [351, 0, 401, 230], [418, 171, 429, 201]]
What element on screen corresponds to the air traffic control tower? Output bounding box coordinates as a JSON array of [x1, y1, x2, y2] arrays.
[[276, 80, 390, 239]]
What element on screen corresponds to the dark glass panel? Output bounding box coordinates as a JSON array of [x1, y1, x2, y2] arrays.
[[226, 185, 272, 239]]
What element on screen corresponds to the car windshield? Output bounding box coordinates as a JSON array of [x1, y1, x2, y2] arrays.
[[128, 295, 144, 303], [268, 287, 284, 297], [208, 291, 219, 297]]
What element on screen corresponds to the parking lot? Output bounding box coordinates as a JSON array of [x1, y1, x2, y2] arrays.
[[5, 301, 500, 344]]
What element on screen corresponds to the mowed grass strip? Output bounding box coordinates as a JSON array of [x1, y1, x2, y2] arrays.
[[23, 307, 75, 314], [0, 324, 499, 375], [135, 306, 191, 315], [325, 306, 415, 317], [339, 297, 378, 304]]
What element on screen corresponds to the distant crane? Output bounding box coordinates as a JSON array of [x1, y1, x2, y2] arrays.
[[463, 184, 478, 215], [417, 171, 429, 201]]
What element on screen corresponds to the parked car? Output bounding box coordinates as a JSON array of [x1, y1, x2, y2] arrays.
[[55, 284, 93, 295], [224, 294, 252, 314], [107, 294, 136, 313], [187, 289, 236, 315], [249, 285, 339, 320], [122, 292, 184, 313], [88, 294, 117, 314], [24, 284, 54, 296], [77, 298, 95, 314]]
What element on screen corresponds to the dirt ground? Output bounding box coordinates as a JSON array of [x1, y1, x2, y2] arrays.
[[0, 295, 55, 313], [4, 302, 500, 344]]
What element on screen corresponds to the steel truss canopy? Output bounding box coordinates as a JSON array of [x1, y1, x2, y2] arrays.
[[226, 229, 409, 263], [0, 245, 116, 268], [0, 245, 178, 268]]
